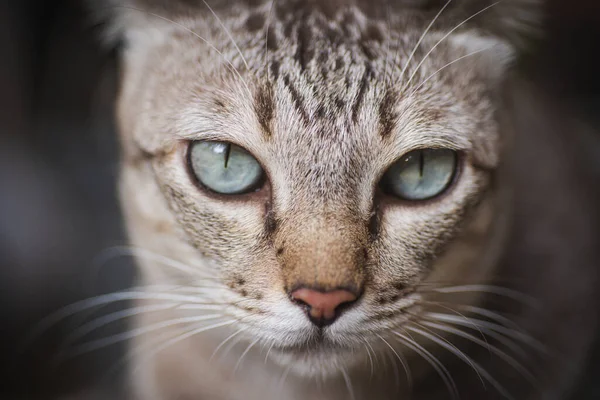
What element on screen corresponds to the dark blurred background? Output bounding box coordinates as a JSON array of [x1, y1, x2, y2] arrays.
[[0, 0, 599, 399]]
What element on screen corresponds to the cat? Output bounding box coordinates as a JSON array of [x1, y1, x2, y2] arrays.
[[83, 0, 599, 399]]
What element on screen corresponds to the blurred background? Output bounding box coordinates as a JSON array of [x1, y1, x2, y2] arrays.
[[0, 0, 599, 399]]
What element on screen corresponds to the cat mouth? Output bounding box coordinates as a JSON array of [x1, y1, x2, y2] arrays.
[[271, 329, 352, 355]]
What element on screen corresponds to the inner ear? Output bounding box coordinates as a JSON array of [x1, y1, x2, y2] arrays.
[[449, 32, 516, 80]]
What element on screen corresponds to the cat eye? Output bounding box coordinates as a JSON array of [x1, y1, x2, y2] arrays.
[[188, 141, 265, 195], [380, 148, 457, 201]]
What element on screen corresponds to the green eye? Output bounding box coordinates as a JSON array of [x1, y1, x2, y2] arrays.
[[188, 141, 265, 195], [380, 149, 457, 201]]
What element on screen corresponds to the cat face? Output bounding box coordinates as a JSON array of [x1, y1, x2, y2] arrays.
[[111, 0, 535, 376]]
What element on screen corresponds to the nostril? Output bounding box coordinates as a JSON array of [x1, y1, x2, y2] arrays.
[[291, 297, 311, 312], [290, 287, 359, 327]]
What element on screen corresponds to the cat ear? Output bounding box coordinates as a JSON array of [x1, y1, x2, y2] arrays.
[[456, 0, 543, 51], [87, 0, 186, 49], [449, 32, 516, 82], [400, 0, 542, 50]]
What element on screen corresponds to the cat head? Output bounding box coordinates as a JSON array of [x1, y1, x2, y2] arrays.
[[99, 0, 540, 375]]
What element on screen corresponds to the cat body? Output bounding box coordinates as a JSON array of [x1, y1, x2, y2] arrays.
[[98, 0, 599, 399]]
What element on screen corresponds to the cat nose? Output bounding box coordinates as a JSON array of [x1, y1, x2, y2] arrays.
[[290, 287, 359, 328]]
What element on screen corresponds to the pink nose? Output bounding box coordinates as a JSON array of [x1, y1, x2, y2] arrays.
[[290, 288, 358, 327]]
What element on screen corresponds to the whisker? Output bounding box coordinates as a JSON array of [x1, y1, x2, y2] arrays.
[[409, 47, 491, 96], [399, 0, 452, 81], [102, 324, 182, 381], [130, 318, 237, 376], [92, 246, 220, 283], [201, 0, 250, 71], [276, 364, 293, 394], [21, 290, 228, 350], [218, 327, 249, 363], [404, 1, 503, 90], [174, 283, 229, 291], [376, 334, 412, 391], [424, 312, 547, 354], [264, 339, 276, 365], [106, 317, 244, 380], [408, 324, 515, 400], [415, 301, 490, 349], [422, 309, 528, 358], [421, 320, 538, 385], [456, 304, 523, 331], [115, 6, 252, 97], [421, 307, 529, 357], [61, 303, 180, 347], [429, 284, 537, 306], [233, 337, 261, 374], [364, 338, 380, 374], [66, 314, 225, 357], [362, 338, 375, 379], [177, 300, 247, 310], [406, 324, 485, 388], [384, 345, 401, 390], [393, 331, 459, 400], [210, 327, 247, 362], [340, 367, 356, 400]]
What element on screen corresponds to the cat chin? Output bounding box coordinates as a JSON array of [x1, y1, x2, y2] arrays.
[[269, 346, 363, 378]]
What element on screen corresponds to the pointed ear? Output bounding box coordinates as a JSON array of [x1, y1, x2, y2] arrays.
[[85, 0, 138, 48], [86, 0, 188, 49], [459, 0, 543, 51]]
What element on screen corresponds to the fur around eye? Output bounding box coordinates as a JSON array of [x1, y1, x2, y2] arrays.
[[380, 148, 457, 200], [188, 141, 265, 195]]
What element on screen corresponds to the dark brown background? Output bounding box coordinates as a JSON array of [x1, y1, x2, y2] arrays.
[[1, 0, 599, 398]]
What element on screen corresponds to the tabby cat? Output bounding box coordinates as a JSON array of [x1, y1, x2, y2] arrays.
[[88, 0, 599, 398]]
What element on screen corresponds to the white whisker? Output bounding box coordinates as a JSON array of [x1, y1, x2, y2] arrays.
[[421, 321, 537, 385], [431, 284, 537, 306], [233, 337, 261, 374], [457, 305, 523, 331], [264, 339, 276, 364], [61, 303, 179, 347], [67, 314, 225, 357], [210, 327, 247, 362], [216, 316, 257, 364], [424, 312, 547, 354], [406, 324, 485, 388], [420, 307, 528, 357], [404, 1, 503, 90], [201, 0, 250, 71], [431, 313, 527, 358], [408, 325, 515, 400], [362, 338, 375, 379], [416, 301, 490, 350], [340, 367, 356, 400], [131, 319, 236, 375], [276, 364, 293, 394], [384, 345, 401, 390], [21, 290, 227, 350], [117, 7, 252, 97], [376, 334, 412, 390], [177, 303, 234, 310], [393, 331, 459, 400], [409, 47, 490, 96], [400, 0, 452, 81], [93, 246, 220, 282], [103, 324, 182, 380]]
